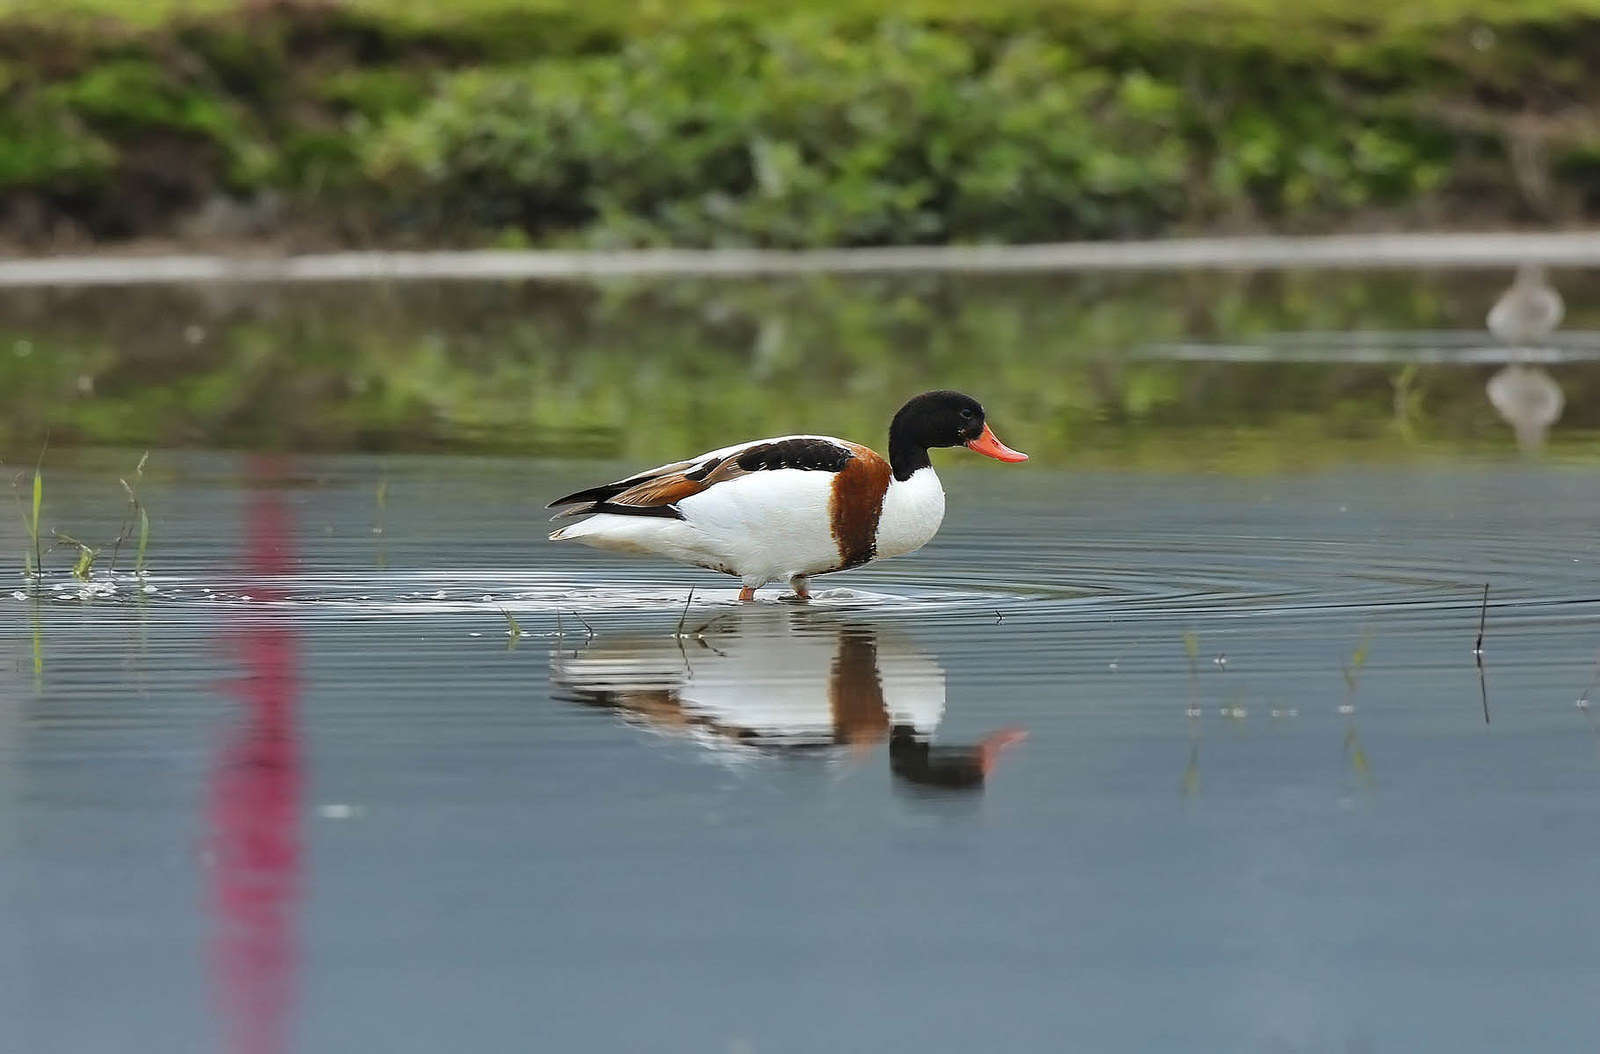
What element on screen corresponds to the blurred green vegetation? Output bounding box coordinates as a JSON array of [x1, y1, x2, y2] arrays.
[[0, 0, 1597, 246], [2, 269, 1599, 472]]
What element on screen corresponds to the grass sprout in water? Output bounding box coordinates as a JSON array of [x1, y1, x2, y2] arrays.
[[32, 452, 156, 587], [30, 457, 42, 575], [109, 451, 150, 575], [8, 445, 45, 579], [52, 532, 98, 581], [500, 607, 523, 650]]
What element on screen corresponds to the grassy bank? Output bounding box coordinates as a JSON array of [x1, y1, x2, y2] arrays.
[[1, 1, 1598, 248]]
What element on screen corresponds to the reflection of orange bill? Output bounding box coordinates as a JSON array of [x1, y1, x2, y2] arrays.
[[979, 727, 1029, 774]]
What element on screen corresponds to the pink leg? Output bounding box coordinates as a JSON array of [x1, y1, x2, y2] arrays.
[[738, 586, 757, 602]]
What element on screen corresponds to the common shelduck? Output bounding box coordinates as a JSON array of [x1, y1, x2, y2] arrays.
[[547, 390, 1028, 600]]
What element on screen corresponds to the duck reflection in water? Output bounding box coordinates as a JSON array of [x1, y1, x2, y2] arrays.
[[551, 609, 1024, 789], [1485, 264, 1567, 453], [1487, 362, 1564, 453]]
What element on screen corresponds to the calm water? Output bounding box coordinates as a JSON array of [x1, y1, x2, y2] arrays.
[[5, 448, 1600, 1052], [3, 270, 1600, 1049]]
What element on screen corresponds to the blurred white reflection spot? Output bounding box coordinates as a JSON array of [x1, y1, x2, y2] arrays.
[[318, 804, 364, 820], [1338, 704, 1356, 715]]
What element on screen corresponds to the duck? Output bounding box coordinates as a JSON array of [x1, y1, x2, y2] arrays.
[[547, 390, 1028, 600], [1487, 263, 1564, 346]]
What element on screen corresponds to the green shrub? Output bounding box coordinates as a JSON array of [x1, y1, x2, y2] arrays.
[[0, 88, 113, 189], [363, 21, 1195, 246], [1, 2, 1598, 245], [360, 17, 1487, 247]]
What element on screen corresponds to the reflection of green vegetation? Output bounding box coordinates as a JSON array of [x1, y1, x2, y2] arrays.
[[29, 595, 42, 690], [1344, 720, 1373, 784], [1181, 721, 1201, 798], [500, 607, 522, 651], [0, 2, 1596, 244], [3, 270, 1600, 470]]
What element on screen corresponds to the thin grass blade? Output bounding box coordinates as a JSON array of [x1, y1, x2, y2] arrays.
[[136, 506, 150, 574]]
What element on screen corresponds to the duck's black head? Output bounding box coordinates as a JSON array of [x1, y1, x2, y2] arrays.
[[887, 390, 1028, 480]]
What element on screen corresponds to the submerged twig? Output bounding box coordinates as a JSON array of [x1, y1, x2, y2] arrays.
[[692, 611, 735, 637], [676, 587, 695, 638], [1474, 583, 1489, 659], [570, 610, 595, 641], [1475, 583, 1490, 725]]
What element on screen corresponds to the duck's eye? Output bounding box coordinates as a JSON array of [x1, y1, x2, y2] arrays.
[[960, 407, 976, 420]]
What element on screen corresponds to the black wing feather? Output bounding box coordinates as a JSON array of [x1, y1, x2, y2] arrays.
[[734, 439, 854, 473], [550, 500, 684, 522], [547, 439, 853, 516]]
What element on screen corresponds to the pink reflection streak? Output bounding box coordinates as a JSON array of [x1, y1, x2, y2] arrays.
[[208, 457, 302, 1054]]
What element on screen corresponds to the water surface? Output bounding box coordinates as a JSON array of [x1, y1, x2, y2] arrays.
[[5, 444, 1600, 1051]]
